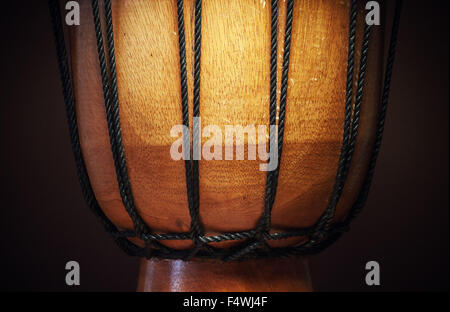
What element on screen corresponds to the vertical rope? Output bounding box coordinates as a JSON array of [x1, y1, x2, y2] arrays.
[[345, 0, 403, 222], [269, 0, 294, 221], [227, 0, 295, 262], [191, 0, 203, 239], [261, 0, 294, 232], [175, 0, 196, 242], [318, 23, 372, 239], [186, 0, 206, 260], [305, 0, 359, 245], [260, 0, 279, 235], [303, 0, 402, 249], [176, 0, 206, 260], [91, 0, 151, 240], [344, 23, 372, 177], [48, 0, 142, 256], [223, 0, 282, 261]]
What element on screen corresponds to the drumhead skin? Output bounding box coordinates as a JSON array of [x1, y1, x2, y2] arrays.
[[69, 0, 384, 251]]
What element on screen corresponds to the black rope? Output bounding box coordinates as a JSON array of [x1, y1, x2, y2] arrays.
[[320, 23, 373, 235], [259, 0, 278, 238], [343, 0, 403, 224], [176, 0, 207, 261], [110, 226, 312, 242], [344, 24, 372, 178], [91, 0, 174, 256], [49, 0, 403, 261], [176, 0, 195, 243], [48, 0, 142, 256], [303, 0, 362, 246], [227, 0, 295, 262], [269, 0, 294, 221], [91, 0, 150, 239], [299, 0, 403, 250], [188, 0, 205, 259], [306, 26, 372, 249]]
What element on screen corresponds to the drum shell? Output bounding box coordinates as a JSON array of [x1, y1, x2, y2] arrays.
[[70, 0, 385, 250]]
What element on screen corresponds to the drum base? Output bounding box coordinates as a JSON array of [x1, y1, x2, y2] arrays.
[[137, 257, 313, 292]]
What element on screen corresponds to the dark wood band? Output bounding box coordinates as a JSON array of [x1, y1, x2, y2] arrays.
[[137, 257, 313, 292]]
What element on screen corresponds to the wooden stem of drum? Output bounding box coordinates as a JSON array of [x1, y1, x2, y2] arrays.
[[137, 257, 313, 292]]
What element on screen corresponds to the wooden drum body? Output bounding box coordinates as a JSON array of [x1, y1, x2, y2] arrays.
[[49, 0, 401, 291]]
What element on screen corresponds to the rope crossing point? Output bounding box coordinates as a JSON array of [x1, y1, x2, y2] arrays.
[[48, 0, 403, 261]]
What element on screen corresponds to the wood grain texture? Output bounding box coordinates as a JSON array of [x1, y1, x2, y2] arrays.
[[71, 0, 384, 251], [137, 257, 313, 292]]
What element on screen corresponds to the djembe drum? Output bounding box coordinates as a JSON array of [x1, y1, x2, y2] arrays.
[[49, 0, 402, 291]]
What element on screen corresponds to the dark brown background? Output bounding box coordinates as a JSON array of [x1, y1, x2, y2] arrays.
[[0, 1, 447, 291]]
